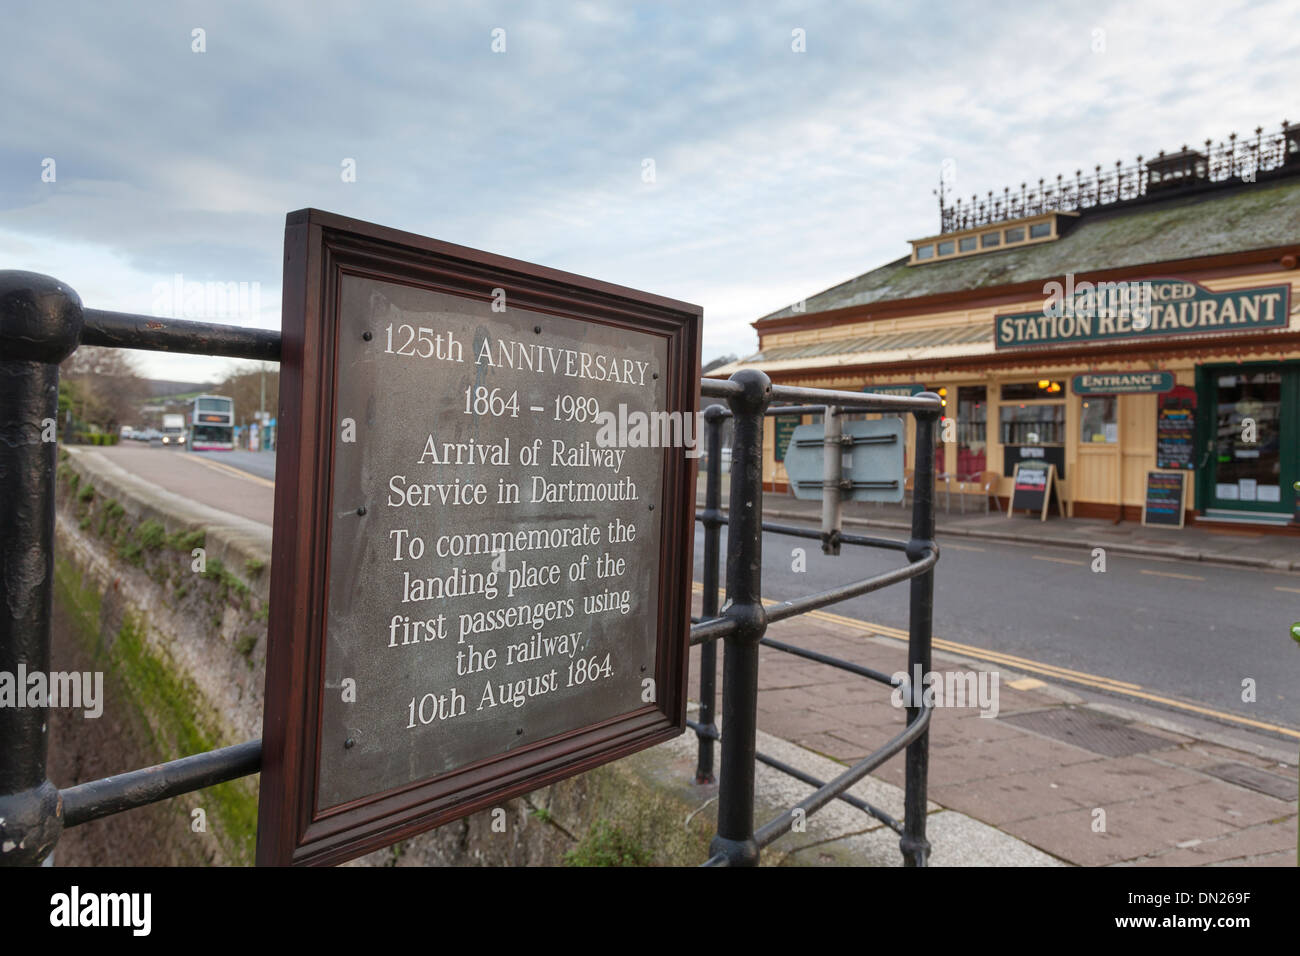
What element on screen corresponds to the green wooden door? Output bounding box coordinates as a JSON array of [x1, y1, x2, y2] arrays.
[[1198, 362, 1297, 515]]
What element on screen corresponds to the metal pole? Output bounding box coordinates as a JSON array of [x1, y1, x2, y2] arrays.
[[821, 404, 843, 555], [709, 369, 770, 867], [695, 405, 726, 784], [901, 391, 939, 867], [0, 272, 84, 865]]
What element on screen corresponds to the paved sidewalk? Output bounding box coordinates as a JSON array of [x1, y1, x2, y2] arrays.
[[691, 588, 1299, 866], [698, 479, 1300, 572]]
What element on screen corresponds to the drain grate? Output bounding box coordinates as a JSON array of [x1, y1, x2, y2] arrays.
[[998, 707, 1177, 757], [1203, 763, 1298, 802]]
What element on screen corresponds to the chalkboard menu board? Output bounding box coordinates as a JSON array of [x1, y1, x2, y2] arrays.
[[1156, 385, 1197, 470], [1007, 461, 1063, 521], [1142, 471, 1187, 527], [259, 209, 700, 865], [773, 415, 800, 463]]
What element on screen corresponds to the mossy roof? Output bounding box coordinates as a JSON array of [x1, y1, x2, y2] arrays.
[[759, 177, 1300, 322]]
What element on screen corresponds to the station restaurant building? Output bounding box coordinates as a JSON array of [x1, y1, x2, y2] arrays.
[[708, 125, 1300, 530]]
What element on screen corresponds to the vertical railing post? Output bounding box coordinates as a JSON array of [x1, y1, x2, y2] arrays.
[[694, 404, 726, 784], [821, 404, 842, 555], [0, 272, 84, 865], [901, 392, 940, 867], [709, 369, 770, 867]]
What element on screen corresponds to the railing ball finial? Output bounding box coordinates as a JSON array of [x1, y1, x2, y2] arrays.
[[0, 271, 84, 364]]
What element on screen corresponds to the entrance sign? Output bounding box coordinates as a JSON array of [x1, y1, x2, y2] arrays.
[[1072, 371, 1174, 394], [995, 278, 1290, 349], [258, 209, 700, 865], [1007, 461, 1063, 520], [1142, 471, 1187, 528], [1156, 385, 1197, 470]]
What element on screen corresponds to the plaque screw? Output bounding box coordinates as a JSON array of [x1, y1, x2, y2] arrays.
[[648, 504, 654, 511], [362, 331, 372, 341], [652, 372, 658, 380], [516, 728, 523, 736], [533, 325, 541, 334], [345, 737, 355, 749], [356, 505, 367, 516], [640, 665, 646, 672]]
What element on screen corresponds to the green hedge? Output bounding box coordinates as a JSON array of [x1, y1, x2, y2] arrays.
[[72, 433, 121, 446]]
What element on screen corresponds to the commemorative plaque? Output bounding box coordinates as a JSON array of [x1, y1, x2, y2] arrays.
[[257, 209, 700, 865]]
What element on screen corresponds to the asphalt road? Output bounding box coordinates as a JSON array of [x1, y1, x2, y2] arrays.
[[91, 444, 275, 526], [191, 448, 277, 481], [694, 524, 1300, 735]]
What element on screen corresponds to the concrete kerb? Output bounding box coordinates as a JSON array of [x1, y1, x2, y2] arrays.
[[758, 507, 1299, 573], [63, 448, 272, 601]]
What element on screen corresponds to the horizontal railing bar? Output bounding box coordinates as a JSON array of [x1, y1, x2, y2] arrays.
[[700, 378, 743, 399], [686, 718, 904, 834], [754, 750, 903, 835], [764, 405, 826, 417], [695, 512, 910, 553], [701, 379, 941, 414], [759, 636, 901, 686], [758, 519, 910, 553], [765, 546, 937, 625], [753, 706, 932, 848], [81, 309, 282, 362], [61, 739, 262, 828], [689, 615, 739, 647]]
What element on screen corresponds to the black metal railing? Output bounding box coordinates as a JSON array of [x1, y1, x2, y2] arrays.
[[0, 270, 939, 867], [691, 380, 939, 866], [938, 122, 1299, 234]]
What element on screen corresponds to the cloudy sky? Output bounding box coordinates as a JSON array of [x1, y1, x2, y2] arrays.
[[3, 0, 1297, 382]]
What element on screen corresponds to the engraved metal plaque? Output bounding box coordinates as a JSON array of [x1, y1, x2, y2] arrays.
[[319, 276, 667, 808], [258, 210, 699, 865]]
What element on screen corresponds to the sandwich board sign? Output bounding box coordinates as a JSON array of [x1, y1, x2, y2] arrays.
[[1007, 461, 1064, 521], [1142, 471, 1187, 528], [257, 209, 701, 865]]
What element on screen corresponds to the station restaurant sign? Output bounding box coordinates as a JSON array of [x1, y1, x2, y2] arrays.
[[257, 209, 701, 865], [995, 277, 1290, 349]]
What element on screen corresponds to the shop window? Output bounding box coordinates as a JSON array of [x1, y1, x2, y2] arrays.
[[999, 403, 1065, 445], [1029, 222, 1051, 239], [956, 386, 987, 478], [1080, 396, 1118, 443], [1001, 380, 1064, 401]]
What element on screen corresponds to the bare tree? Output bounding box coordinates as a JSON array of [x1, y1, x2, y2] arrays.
[[60, 346, 149, 431]]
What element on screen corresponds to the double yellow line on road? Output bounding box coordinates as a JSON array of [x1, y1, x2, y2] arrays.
[[691, 582, 1300, 740], [186, 453, 276, 489]]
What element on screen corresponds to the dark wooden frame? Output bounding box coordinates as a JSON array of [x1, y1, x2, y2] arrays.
[[257, 209, 701, 866]]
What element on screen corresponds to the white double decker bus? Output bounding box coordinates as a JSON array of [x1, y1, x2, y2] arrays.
[[190, 394, 235, 451]]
